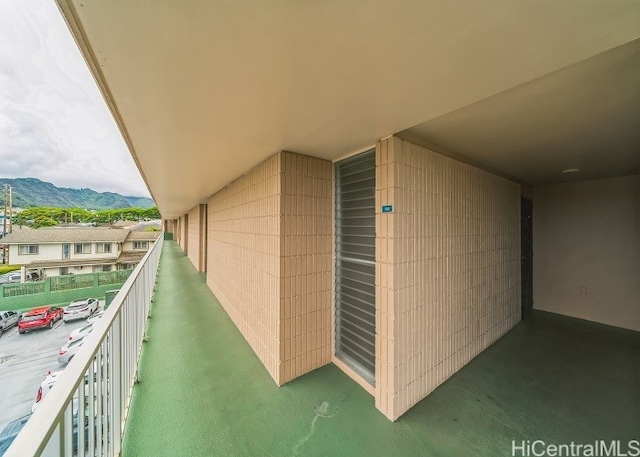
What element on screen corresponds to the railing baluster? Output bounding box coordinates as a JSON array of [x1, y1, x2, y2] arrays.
[[4, 235, 164, 457]]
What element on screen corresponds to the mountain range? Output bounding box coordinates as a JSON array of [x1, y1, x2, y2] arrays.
[[0, 178, 154, 210]]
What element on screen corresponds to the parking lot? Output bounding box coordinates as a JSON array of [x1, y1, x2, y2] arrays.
[[0, 302, 104, 431]]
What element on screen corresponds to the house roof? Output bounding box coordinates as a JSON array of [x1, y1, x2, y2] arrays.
[[112, 220, 137, 228], [1, 228, 130, 244], [117, 251, 147, 264], [126, 231, 161, 241], [27, 258, 116, 268]]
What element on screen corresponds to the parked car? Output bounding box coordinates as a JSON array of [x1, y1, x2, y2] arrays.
[[31, 370, 62, 412], [0, 413, 31, 456], [0, 273, 20, 285], [0, 412, 88, 456], [63, 298, 99, 323], [86, 310, 105, 325], [58, 336, 85, 364], [0, 272, 33, 284], [31, 367, 99, 413], [18, 307, 63, 334], [68, 323, 93, 343], [0, 311, 22, 335]]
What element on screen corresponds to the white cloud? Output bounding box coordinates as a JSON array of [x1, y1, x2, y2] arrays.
[[0, 0, 151, 198]]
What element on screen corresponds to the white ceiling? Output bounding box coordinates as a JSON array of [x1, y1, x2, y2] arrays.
[[56, 0, 640, 218], [405, 39, 640, 185]]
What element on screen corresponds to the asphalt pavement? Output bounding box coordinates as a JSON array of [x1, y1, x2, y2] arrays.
[[0, 307, 101, 431]]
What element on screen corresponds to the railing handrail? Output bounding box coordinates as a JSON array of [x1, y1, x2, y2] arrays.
[[5, 234, 164, 457]]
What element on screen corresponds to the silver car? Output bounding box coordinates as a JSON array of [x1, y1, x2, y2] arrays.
[[0, 310, 22, 335], [0, 272, 33, 284]]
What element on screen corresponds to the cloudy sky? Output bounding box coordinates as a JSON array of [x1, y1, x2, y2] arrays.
[[0, 0, 151, 198]]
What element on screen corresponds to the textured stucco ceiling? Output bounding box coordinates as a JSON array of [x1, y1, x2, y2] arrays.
[[55, 0, 640, 218]]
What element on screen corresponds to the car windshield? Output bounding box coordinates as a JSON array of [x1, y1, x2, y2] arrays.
[[23, 313, 45, 321], [67, 302, 88, 309], [0, 416, 29, 438], [69, 338, 84, 347]]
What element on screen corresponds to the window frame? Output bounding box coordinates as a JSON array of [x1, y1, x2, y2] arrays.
[[74, 243, 92, 255], [96, 243, 112, 254], [18, 245, 39, 255], [133, 241, 149, 250]]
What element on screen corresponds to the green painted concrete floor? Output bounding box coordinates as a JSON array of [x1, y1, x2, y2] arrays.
[[122, 241, 640, 456]]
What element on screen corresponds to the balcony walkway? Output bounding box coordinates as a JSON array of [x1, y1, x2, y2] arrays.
[[122, 241, 640, 456]]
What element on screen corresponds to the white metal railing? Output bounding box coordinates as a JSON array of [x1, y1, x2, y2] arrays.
[[5, 235, 164, 457]]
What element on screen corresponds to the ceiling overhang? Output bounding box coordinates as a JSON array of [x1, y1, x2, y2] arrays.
[[55, 1, 640, 218]]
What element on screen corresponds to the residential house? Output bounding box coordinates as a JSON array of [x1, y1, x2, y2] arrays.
[[117, 231, 161, 270], [1, 227, 158, 278]]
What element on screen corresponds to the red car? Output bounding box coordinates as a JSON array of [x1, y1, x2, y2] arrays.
[[18, 306, 63, 334]]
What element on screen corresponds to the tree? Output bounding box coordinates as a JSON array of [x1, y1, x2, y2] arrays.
[[15, 206, 161, 227], [33, 216, 58, 228]]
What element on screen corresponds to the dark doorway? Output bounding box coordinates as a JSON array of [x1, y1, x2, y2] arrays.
[[521, 197, 533, 319]]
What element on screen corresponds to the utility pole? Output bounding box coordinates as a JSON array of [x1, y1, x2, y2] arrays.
[[2, 184, 7, 237], [2, 184, 7, 264], [8, 185, 12, 234]]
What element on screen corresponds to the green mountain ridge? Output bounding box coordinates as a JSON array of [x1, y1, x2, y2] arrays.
[[0, 177, 154, 210]]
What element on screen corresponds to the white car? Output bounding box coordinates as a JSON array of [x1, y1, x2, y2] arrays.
[[0, 272, 32, 284], [32, 370, 63, 412], [58, 336, 85, 364], [63, 298, 99, 323], [68, 323, 93, 343], [86, 310, 105, 325]]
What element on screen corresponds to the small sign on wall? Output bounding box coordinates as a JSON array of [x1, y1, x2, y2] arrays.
[[382, 205, 393, 213]]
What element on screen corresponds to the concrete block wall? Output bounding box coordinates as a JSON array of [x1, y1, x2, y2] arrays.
[[174, 217, 181, 246], [186, 204, 207, 272], [208, 154, 282, 380], [207, 152, 332, 384], [187, 205, 201, 271], [178, 215, 188, 251], [163, 219, 177, 237], [278, 152, 333, 383], [375, 136, 521, 420]]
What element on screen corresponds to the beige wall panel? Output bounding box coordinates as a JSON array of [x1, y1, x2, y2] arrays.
[[206, 152, 332, 385], [173, 218, 179, 245], [177, 215, 187, 250], [278, 152, 333, 384], [375, 136, 521, 420], [163, 219, 177, 237], [532, 175, 640, 331], [207, 154, 282, 382], [187, 205, 201, 271]]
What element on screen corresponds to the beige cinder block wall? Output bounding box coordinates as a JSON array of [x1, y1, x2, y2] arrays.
[[187, 205, 201, 270], [163, 219, 177, 236], [178, 214, 188, 252], [532, 175, 640, 331], [207, 152, 332, 384], [279, 152, 333, 383], [199, 205, 207, 272], [375, 136, 521, 420], [174, 217, 182, 246], [186, 204, 207, 272]]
